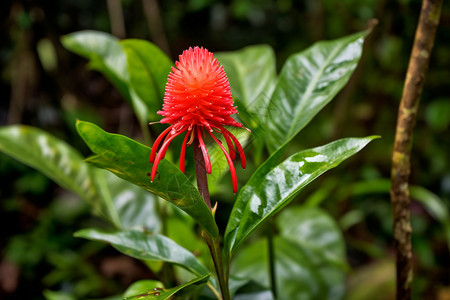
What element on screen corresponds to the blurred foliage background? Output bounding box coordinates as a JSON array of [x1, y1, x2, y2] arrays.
[[0, 0, 449, 299]]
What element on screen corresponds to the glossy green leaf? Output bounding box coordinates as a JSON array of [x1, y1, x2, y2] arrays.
[[215, 45, 276, 168], [123, 280, 164, 298], [0, 125, 100, 206], [265, 31, 368, 152], [166, 213, 211, 266], [215, 45, 276, 112], [277, 207, 346, 266], [228, 276, 253, 299], [89, 168, 121, 227], [121, 39, 173, 121], [75, 228, 210, 277], [232, 207, 347, 299], [104, 172, 162, 232], [76, 121, 218, 237], [0, 125, 154, 228], [124, 274, 210, 300], [225, 136, 378, 256], [224, 144, 287, 254], [234, 291, 273, 300], [61, 31, 130, 101], [231, 237, 325, 300], [277, 207, 347, 299]]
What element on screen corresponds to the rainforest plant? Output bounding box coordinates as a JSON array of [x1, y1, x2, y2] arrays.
[[0, 30, 378, 299]]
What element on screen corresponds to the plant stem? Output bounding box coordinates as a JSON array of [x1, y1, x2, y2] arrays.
[[194, 136, 230, 300], [194, 137, 212, 210], [106, 0, 126, 38], [267, 220, 277, 299], [390, 1, 442, 299], [142, 0, 171, 56], [203, 234, 231, 300]]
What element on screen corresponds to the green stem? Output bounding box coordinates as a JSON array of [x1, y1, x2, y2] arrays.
[[194, 136, 230, 300], [267, 220, 277, 299], [202, 233, 231, 300], [212, 238, 231, 300], [207, 282, 222, 300]]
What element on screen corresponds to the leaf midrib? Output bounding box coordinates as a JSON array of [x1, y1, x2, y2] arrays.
[[125, 43, 163, 101], [285, 42, 346, 140]]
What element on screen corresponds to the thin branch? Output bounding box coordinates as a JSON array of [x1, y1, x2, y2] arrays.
[[390, 1, 442, 300], [142, 0, 171, 56], [107, 0, 126, 38]]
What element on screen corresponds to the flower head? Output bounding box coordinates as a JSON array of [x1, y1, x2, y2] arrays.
[[150, 46, 246, 193]]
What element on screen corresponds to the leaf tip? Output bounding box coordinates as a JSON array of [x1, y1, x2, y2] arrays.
[[73, 229, 84, 238], [369, 135, 382, 140]]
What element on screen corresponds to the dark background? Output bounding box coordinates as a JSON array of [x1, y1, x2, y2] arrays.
[[0, 0, 449, 299]]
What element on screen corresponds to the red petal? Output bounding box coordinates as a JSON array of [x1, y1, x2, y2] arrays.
[[179, 129, 191, 173], [208, 130, 238, 193], [151, 129, 185, 182], [150, 125, 173, 163], [196, 126, 211, 174], [220, 128, 236, 160], [220, 127, 246, 169]]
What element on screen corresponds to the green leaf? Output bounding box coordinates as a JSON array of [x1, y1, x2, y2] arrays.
[[224, 144, 287, 254], [277, 207, 346, 265], [277, 207, 347, 299], [76, 121, 219, 237], [166, 213, 211, 266], [43, 290, 76, 300], [104, 172, 162, 232], [410, 185, 449, 223], [123, 280, 164, 298], [61, 31, 130, 101], [214, 45, 276, 169], [75, 228, 210, 277], [0, 125, 163, 231], [0, 125, 146, 228], [234, 290, 273, 300], [215, 45, 276, 111], [0, 125, 99, 203], [61, 31, 165, 136], [121, 39, 173, 122], [346, 178, 449, 224], [124, 275, 210, 300], [225, 136, 378, 256], [223, 143, 286, 250], [345, 178, 450, 249], [232, 207, 347, 300], [231, 237, 325, 300], [265, 31, 368, 152]]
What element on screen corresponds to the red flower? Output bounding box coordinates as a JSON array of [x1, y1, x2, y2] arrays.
[[150, 46, 247, 193]]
